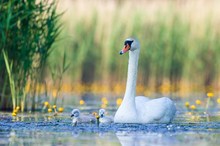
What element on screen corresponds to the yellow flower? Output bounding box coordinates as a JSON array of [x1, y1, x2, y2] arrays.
[[48, 108, 52, 113], [16, 106, 20, 111], [53, 105, 57, 109], [195, 100, 202, 105], [12, 112, 17, 116], [116, 98, 123, 106], [44, 101, 49, 107], [13, 109, 18, 114], [185, 102, 190, 108], [58, 107, 64, 112], [190, 105, 196, 110], [207, 92, 214, 98], [217, 98, 220, 104], [79, 99, 85, 105]]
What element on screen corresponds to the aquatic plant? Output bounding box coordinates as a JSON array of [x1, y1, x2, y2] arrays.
[[50, 0, 220, 96], [58, 107, 64, 113], [79, 99, 85, 105], [0, 0, 61, 111], [116, 98, 123, 106], [49, 51, 70, 106], [205, 92, 214, 112]]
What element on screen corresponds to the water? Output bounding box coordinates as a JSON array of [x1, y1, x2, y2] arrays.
[[1, 103, 220, 146]]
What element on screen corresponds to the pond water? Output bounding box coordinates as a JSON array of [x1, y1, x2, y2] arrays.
[[1, 100, 220, 146]]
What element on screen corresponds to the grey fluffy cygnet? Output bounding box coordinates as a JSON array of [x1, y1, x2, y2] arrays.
[[71, 109, 96, 126], [98, 109, 113, 124]]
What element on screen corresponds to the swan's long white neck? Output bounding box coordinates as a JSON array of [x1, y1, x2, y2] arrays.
[[124, 49, 140, 102]]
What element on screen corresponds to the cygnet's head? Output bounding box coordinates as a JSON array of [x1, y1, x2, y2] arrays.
[[119, 37, 140, 55], [71, 109, 80, 118], [99, 109, 106, 118]]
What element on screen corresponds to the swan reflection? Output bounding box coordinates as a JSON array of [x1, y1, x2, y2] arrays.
[[116, 131, 176, 146]]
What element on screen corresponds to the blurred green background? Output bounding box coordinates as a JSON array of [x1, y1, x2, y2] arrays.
[[52, 0, 220, 92], [1, 0, 220, 111]]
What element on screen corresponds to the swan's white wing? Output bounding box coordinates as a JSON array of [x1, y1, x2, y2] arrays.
[[136, 97, 176, 123]]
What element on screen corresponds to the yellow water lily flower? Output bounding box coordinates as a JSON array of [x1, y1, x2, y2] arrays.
[[79, 99, 85, 105], [116, 98, 123, 106], [48, 108, 52, 113], [53, 105, 57, 109], [185, 102, 190, 108], [190, 105, 196, 110], [16, 106, 20, 111], [58, 107, 64, 112], [13, 109, 18, 114], [207, 92, 214, 98], [195, 100, 202, 105], [44, 101, 49, 107], [12, 112, 17, 116]]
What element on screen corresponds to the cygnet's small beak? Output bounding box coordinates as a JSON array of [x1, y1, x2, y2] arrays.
[[119, 44, 130, 55], [70, 114, 74, 117]]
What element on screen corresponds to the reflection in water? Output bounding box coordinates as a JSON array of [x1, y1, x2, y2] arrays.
[[116, 131, 176, 146], [1, 109, 220, 146], [72, 131, 80, 137]]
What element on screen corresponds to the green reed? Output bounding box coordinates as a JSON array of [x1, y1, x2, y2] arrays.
[[51, 0, 220, 95], [0, 0, 61, 111]]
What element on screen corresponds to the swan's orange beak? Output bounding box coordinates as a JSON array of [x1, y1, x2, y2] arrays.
[[119, 44, 130, 55]]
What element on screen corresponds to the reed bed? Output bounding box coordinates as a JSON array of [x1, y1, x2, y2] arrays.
[[51, 0, 220, 96], [1, 0, 220, 112], [0, 0, 61, 110]]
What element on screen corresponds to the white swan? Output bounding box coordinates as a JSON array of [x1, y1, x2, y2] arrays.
[[71, 109, 96, 126], [99, 109, 113, 123], [114, 37, 176, 123]]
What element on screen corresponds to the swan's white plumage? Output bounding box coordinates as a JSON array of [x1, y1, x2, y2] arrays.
[[114, 38, 176, 123]]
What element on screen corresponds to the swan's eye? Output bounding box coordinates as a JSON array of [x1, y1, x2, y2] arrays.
[[124, 40, 133, 47]]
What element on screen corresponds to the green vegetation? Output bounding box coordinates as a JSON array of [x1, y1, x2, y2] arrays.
[[52, 0, 220, 95], [1, 0, 220, 111], [0, 0, 61, 111]]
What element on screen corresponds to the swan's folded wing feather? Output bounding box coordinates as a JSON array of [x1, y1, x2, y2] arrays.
[[136, 97, 176, 123]]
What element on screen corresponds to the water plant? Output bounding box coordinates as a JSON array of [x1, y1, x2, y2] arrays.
[[51, 0, 220, 96], [49, 51, 70, 106], [0, 0, 61, 111]]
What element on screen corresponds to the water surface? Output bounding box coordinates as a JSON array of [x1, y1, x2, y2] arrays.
[[1, 102, 220, 146]]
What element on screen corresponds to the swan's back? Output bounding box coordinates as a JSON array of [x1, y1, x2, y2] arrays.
[[136, 97, 176, 123]]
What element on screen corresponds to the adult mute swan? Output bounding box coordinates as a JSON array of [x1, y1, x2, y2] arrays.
[[114, 37, 176, 123]]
